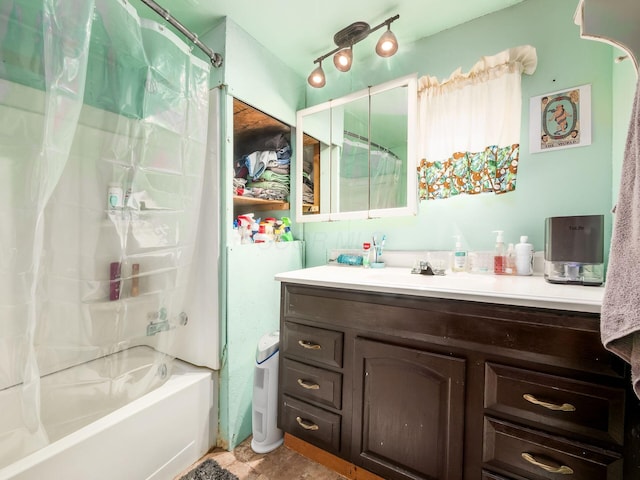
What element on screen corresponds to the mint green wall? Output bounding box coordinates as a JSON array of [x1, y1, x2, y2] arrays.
[[200, 19, 305, 450], [302, 0, 627, 268], [224, 242, 303, 448], [223, 20, 305, 125]]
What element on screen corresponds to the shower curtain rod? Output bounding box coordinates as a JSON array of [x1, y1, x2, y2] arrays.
[[138, 0, 223, 68]]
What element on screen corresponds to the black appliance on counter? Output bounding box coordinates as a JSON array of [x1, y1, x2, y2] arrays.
[[544, 214, 604, 286]]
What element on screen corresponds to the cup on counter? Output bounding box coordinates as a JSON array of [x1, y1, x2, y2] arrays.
[[468, 251, 493, 274]]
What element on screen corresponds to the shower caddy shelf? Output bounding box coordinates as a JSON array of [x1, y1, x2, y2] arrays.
[[103, 206, 184, 223]]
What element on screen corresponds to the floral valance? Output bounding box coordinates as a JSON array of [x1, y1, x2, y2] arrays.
[[417, 45, 537, 200]]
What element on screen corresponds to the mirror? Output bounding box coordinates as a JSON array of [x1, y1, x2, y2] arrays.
[[295, 74, 418, 222]]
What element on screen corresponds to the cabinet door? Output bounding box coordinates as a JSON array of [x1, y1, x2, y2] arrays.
[[352, 338, 466, 480]]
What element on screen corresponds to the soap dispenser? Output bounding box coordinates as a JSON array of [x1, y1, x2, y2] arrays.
[[493, 230, 506, 275], [452, 235, 467, 272]]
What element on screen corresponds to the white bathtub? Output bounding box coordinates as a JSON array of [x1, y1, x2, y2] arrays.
[[0, 347, 217, 480]]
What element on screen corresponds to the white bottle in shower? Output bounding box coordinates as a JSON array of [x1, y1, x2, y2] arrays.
[[107, 182, 123, 211]]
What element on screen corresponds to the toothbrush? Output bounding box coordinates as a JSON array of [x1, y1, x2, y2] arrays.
[[372, 234, 386, 263], [377, 235, 386, 260]]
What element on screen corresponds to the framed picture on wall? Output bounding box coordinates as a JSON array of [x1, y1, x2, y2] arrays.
[[529, 84, 592, 153]]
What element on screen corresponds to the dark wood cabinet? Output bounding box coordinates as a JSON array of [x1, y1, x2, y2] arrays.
[[277, 283, 638, 480], [352, 338, 465, 480], [483, 417, 623, 479]]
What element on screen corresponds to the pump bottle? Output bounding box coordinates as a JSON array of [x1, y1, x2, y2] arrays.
[[515, 235, 534, 275], [493, 230, 506, 275], [452, 235, 467, 272]]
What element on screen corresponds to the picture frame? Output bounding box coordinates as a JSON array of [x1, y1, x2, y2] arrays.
[[529, 84, 592, 153]]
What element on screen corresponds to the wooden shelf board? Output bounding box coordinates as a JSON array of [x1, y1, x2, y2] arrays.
[[233, 98, 290, 139], [233, 196, 289, 211]]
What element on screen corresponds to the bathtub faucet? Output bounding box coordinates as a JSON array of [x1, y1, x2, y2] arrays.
[[146, 308, 188, 336], [147, 307, 169, 336]]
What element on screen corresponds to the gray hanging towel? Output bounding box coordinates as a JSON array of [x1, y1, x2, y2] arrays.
[[601, 78, 640, 398]]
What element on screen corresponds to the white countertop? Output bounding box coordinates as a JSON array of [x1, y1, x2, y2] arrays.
[[275, 265, 604, 313]]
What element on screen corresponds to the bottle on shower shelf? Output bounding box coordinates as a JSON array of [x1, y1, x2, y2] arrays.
[[110, 262, 121, 301], [131, 263, 140, 297], [107, 182, 123, 212]]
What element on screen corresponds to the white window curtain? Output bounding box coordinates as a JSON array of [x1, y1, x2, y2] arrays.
[[417, 45, 537, 200]]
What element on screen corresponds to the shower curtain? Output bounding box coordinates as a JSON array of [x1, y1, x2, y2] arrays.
[[0, 0, 210, 466]]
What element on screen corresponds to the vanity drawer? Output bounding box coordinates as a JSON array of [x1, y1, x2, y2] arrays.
[[281, 395, 341, 453], [283, 322, 343, 368], [483, 417, 623, 480], [282, 358, 342, 409], [485, 363, 625, 446]]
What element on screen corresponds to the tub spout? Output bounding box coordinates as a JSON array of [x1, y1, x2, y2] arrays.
[[146, 308, 188, 336], [146, 320, 170, 336]]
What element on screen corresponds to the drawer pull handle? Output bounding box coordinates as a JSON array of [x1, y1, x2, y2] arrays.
[[298, 340, 322, 350], [296, 416, 319, 431], [521, 452, 574, 475], [297, 378, 320, 390], [523, 394, 576, 412]]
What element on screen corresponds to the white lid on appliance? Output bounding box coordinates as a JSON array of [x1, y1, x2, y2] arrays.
[[256, 330, 280, 363]]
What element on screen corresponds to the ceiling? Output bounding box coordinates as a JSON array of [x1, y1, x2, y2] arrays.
[[130, 0, 526, 78]]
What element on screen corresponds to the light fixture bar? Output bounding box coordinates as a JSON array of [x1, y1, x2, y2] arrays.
[[308, 14, 400, 87], [334, 21, 371, 48], [368, 14, 400, 36]]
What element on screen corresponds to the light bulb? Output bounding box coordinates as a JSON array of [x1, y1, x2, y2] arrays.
[[333, 46, 353, 72], [375, 28, 398, 57], [307, 63, 326, 88]]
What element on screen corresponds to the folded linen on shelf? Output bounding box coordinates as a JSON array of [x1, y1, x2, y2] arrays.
[[243, 150, 279, 180]]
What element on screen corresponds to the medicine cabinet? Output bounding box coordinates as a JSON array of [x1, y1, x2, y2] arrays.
[[295, 74, 418, 223]]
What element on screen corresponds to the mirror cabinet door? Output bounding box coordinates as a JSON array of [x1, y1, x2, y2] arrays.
[[331, 94, 370, 215], [368, 75, 417, 218], [369, 82, 409, 211], [295, 74, 417, 223], [297, 107, 331, 220]]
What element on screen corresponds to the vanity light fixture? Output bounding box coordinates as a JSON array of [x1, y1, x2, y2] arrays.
[[376, 25, 399, 57], [333, 46, 353, 72], [307, 14, 400, 88], [307, 60, 326, 88]]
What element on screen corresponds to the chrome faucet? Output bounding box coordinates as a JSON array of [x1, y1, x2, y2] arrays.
[[147, 307, 170, 336]]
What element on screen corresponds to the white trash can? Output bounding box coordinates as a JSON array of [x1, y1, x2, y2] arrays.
[[251, 330, 284, 453]]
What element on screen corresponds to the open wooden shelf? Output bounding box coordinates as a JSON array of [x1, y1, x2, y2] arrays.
[[233, 99, 291, 216], [302, 203, 319, 213]]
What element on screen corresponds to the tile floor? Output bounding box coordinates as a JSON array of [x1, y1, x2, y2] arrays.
[[175, 436, 346, 480]]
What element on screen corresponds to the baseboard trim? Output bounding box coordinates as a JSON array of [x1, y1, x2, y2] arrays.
[[284, 434, 384, 480]]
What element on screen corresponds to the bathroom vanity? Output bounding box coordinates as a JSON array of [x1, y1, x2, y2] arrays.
[[276, 266, 639, 480]]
